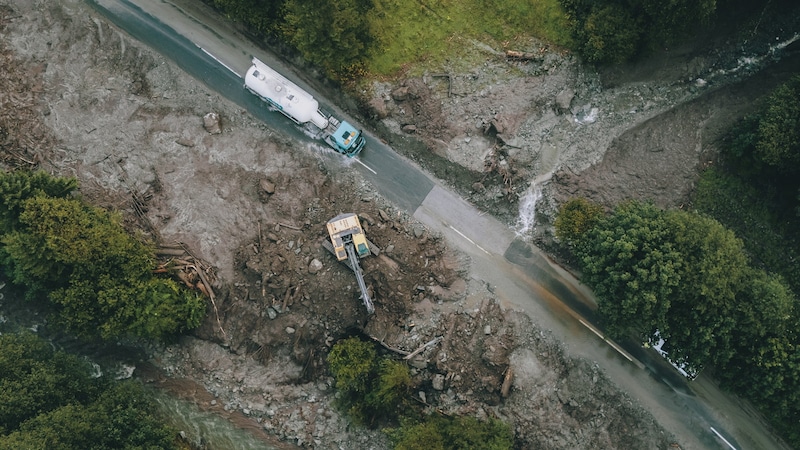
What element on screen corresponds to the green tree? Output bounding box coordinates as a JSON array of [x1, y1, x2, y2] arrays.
[[0, 332, 103, 434], [661, 210, 749, 367], [282, 0, 374, 76], [327, 337, 377, 396], [637, 0, 716, 43], [754, 75, 800, 172], [0, 170, 76, 234], [554, 197, 604, 243], [578, 3, 642, 64], [2, 192, 204, 340], [327, 337, 412, 425], [0, 382, 177, 450], [574, 201, 755, 370], [0, 333, 177, 449], [560, 0, 717, 64], [365, 359, 412, 418], [575, 201, 681, 339], [208, 0, 287, 38], [718, 270, 795, 394]]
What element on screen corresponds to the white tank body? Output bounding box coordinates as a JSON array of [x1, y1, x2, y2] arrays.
[[244, 58, 329, 129]]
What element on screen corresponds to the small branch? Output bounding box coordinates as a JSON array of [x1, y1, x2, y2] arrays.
[[190, 264, 226, 340], [278, 222, 302, 231], [368, 334, 411, 356], [404, 336, 443, 360]]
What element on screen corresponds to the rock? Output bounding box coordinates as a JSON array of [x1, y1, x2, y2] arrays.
[[484, 325, 492, 335], [260, 179, 276, 195], [385, 244, 395, 254], [412, 225, 424, 238], [286, 327, 296, 334], [402, 124, 417, 133], [308, 258, 323, 274], [175, 137, 195, 147], [432, 373, 446, 391], [359, 213, 375, 225], [428, 278, 467, 302], [555, 88, 575, 114], [378, 209, 390, 222], [245, 257, 261, 273], [418, 391, 427, 403], [408, 357, 427, 370], [487, 115, 509, 135], [472, 181, 486, 192], [267, 307, 278, 319], [368, 97, 388, 119], [203, 112, 222, 134], [391, 86, 410, 101]]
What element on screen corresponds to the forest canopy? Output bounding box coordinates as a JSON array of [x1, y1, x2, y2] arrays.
[[0, 170, 205, 341]]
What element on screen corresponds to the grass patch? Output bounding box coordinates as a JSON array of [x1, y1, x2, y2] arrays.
[[365, 0, 572, 75]]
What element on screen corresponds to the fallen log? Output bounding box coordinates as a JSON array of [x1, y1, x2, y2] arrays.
[[156, 248, 187, 256]]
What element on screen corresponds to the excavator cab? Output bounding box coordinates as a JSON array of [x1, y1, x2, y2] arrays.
[[323, 213, 375, 314]]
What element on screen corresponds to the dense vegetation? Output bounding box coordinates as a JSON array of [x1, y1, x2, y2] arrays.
[[556, 75, 800, 446], [327, 337, 513, 449], [558, 0, 716, 63], [207, 0, 792, 77], [205, 0, 571, 77], [0, 170, 205, 341], [0, 332, 178, 449]]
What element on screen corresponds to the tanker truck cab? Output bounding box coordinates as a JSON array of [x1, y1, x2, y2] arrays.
[[325, 119, 366, 157]]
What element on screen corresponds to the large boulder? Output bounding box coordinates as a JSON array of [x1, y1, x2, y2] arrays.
[[203, 112, 222, 134]]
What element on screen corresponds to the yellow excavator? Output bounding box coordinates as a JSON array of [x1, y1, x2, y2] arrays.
[[323, 213, 375, 314]]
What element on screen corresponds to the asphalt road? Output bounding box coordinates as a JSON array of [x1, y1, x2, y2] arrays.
[[85, 0, 783, 448]]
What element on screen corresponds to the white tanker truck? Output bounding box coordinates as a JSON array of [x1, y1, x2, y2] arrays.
[[244, 57, 366, 157]]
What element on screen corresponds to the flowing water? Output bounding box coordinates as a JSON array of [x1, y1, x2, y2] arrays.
[[514, 180, 543, 237], [148, 387, 282, 450]]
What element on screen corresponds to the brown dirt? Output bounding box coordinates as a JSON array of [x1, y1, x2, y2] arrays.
[[1, 0, 797, 449]]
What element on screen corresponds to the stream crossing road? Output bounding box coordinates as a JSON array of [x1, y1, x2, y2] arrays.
[[85, 0, 786, 448]]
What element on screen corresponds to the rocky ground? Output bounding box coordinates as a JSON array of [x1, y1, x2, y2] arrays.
[[1, 0, 798, 449]]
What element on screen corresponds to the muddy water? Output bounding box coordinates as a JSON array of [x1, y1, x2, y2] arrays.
[[148, 387, 281, 450], [136, 363, 298, 450]]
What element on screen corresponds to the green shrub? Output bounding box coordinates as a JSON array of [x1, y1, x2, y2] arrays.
[[390, 415, 513, 450], [554, 197, 604, 243], [327, 337, 412, 425]]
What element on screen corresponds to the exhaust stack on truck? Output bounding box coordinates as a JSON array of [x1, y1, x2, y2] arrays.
[[244, 57, 366, 157]]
